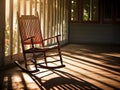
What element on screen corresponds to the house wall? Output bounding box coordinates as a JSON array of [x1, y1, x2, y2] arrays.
[[69, 23, 120, 44]]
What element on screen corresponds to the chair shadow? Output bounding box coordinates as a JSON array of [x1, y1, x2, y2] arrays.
[[27, 69, 102, 90]]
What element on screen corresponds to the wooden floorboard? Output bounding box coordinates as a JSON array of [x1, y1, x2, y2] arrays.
[[0, 44, 120, 90]]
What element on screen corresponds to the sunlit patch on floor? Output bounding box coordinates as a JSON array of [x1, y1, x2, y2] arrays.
[[1, 44, 120, 90]]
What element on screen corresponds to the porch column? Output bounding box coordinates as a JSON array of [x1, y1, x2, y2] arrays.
[[0, 0, 5, 67]]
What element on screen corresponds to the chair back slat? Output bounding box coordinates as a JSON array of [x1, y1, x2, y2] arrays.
[[19, 15, 43, 45]]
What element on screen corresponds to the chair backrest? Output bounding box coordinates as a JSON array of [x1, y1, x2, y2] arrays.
[[17, 13, 43, 45]]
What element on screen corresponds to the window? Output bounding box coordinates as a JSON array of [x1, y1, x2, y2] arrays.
[[116, 0, 120, 22], [70, 0, 78, 21], [82, 0, 99, 22], [102, 0, 120, 23], [70, 0, 120, 23], [103, 0, 113, 22], [70, 0, 99, 23]]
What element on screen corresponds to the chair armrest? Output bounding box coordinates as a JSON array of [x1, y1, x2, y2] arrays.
[[43, 35, 61, 41], [24, 36, 35, 41], [23, 36, 35, 48]]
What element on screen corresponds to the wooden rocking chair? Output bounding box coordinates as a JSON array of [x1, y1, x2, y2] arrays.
[[16, 12, 65, 71]]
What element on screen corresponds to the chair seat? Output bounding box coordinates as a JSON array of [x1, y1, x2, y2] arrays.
[[25, 45, 58, 53]]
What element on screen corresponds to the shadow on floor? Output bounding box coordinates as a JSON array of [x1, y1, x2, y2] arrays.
[[1, 44, 120, 90]]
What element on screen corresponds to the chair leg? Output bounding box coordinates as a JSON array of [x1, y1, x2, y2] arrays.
[[58, 47, 63, 65], [23, 54, 28, 70], [34, 58, 37, 70], [43, 51, 47, 66], [32, 53, 38, 70], [25, 60, 28, 69]]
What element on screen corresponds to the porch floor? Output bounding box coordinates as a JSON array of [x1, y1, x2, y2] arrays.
[[0, 44, 120, 90]]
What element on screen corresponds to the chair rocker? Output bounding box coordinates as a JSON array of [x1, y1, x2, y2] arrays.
[[16, 12, 65, 72]]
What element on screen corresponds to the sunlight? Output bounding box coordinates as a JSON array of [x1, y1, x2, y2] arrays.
[[22, 73, 39, 89], [62, 56, 120, 90], [22, 73, 33, 82], [87, 53, 104, 58], [102, 53, 120, 57], [62, 51, 102, 64], [4, 76, 8, 82], [11, 74, 24, 90], [5, 0, 68, 65], [12, 75, 22, 82], [3, 76, 9, 90], [2, 44, 120, 90]]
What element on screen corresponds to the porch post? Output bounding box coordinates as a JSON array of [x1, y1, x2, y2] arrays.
[[0, 0, 5, 68]]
